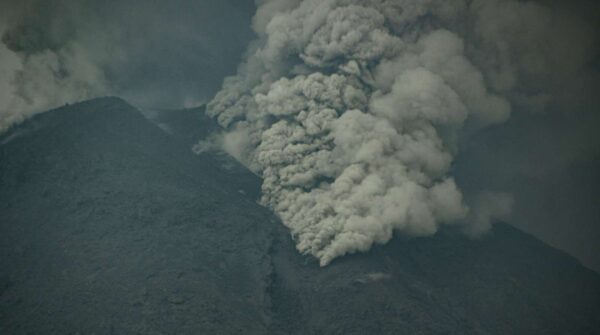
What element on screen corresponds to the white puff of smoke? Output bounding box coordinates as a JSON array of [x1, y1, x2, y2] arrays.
[[465, 191, 514, 237]]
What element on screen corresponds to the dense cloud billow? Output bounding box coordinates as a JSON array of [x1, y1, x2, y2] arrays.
[[207, 0, 597, 266]]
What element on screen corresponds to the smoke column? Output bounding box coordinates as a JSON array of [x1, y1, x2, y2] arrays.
[[207, 0, 595, 266]]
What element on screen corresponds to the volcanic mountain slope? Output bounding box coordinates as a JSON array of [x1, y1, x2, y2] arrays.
[[0, 98, 275, 334], [1, 98, 599, 334]]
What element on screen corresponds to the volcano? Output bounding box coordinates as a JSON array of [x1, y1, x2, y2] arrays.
[[1, 98, 599, 334]]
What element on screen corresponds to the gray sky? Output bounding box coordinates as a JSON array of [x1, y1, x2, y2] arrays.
[[455, 94, 600, 271]]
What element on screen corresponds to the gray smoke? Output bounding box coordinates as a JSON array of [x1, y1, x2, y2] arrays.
[[0, 0, 254, 133], [0, 1, 107, 133], [206, 0, 596, 266]]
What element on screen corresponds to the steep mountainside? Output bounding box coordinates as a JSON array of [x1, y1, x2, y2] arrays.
[[1, 98, 599, 334], [0, 98, 274, 334]]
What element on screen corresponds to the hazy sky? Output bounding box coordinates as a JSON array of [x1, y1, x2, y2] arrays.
[[0, 0, 256, 111], [1, 0, 599, 270]]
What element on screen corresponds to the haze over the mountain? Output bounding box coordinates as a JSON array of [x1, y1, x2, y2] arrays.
[[1, 98, 599, 334]]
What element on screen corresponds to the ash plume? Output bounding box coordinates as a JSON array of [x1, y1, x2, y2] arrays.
[[206, 0, 595, 266]]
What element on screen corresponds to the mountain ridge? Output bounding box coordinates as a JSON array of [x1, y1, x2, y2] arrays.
[[1, 97, 599, 334]]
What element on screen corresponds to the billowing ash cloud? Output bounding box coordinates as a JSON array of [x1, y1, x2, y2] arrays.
[[0, 0, 254, 133], [206, 0, 595, 266]]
